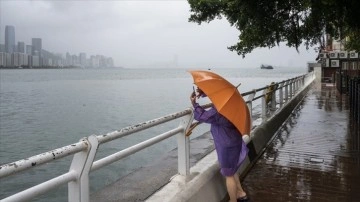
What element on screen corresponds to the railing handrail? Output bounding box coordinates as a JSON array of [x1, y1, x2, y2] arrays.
[[96, 109, 193, 144], [0, 71, 315, 202], [0, 141, 88, 178], [91, 126, 184, 171]]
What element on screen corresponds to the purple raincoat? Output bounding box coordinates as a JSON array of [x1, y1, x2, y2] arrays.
[[193, 103, 248, 176]]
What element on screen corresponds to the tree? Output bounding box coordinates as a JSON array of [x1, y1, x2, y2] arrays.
[[187, 0, 360, 57]]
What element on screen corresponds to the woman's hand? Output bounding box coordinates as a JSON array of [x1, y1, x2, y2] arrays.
[[196, 87, 205, 98], [190, 92, 196, 105]]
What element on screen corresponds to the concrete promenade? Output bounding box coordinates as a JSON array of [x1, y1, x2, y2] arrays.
[[242, 82, 360, 201]]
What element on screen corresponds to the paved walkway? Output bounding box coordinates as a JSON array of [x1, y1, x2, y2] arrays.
[[242, 83, 360, 201]]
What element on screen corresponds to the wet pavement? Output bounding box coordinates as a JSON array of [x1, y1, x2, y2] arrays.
[[242, 83, 360, 201]]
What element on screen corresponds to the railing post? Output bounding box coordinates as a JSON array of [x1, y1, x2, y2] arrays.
[[177, 110, 193, 176], [68, 135, 99, 202], [278, 82, 284, 108], [289, 79, 293, 99], [262, 89, 268, 121], [296, 77, 299, 90], [293, 78, 296, 95], [246, 90, 256, 118], [302, 75, 306, 88], [302, 74, 304, 87], [284, 80, 289, 103], [270, 84, 277, 115]]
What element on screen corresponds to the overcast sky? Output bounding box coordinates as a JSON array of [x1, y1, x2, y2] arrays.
[[0, 0, 317, 68]]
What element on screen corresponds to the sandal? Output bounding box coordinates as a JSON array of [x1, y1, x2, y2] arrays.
[[237, 195, 250, 202]]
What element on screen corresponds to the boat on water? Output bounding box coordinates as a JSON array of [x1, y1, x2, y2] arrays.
[[260, 64, 274, 69]]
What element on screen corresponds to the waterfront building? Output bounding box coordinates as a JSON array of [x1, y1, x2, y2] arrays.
[[32, 38, 42, 57], [32, 55, 40, 67], [0, 44, 5, 52], [12, 52, 28, 67], [90, 55, 100, 68], [5, 53, 11, 67], [5, 25, 15, 53], [106, 57, 114, 67], [0, 52, 6, 67], [26, 45, 32, 55], [41, 49, 57, 67], [27, 55, 33, 67], [53, 58, 64, 67], [80, 52, 86, 67], [43, 57, 53, 67], [71, 54, 79, 66], [66, 52, 72, 66], [53, 53, 64, 67], [23, 53, 29, 66], [12, 53, 20, 66], [98, 55, 109, 68], [18, 42, 25, 53]]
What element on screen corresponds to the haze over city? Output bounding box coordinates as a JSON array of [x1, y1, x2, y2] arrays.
[[0, 0, 318, 69]]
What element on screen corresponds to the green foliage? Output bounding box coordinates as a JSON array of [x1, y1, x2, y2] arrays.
[[345, 31, 360, 51], [188, 0, 360, 57]]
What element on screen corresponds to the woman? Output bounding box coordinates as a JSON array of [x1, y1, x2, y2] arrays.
[[190, 87, 249, 202]]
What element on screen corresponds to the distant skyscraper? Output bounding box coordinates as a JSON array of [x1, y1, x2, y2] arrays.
[[0, 44, 5, 52], [5, 25, 15, 53], [18, 42, 25, 53], [79, 52, 86, 67], [32, 38, 42, 56], [26, 45, 32, 55]]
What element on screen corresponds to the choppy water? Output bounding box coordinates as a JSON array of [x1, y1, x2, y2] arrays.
[[0, 67, 306, 201]]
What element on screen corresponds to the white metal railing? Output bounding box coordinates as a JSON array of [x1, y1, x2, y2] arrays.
[[0, 71, 315, 202]]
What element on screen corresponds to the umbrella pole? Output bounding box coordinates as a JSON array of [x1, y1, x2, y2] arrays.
[[185, 121, 201, 136], [236, 83, 241, 88]]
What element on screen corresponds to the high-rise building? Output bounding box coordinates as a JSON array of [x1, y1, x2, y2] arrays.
[[66, 52, 72, 66], [5, 25, 15, 53], [32, 55, 40, 67], [79, 52, 86, 67], [26, 45, 32, 55], [32, 38, 42, 56], [18, 42, 25, 53], [0, 52, 6, 66], [0, 44, 5, 52]]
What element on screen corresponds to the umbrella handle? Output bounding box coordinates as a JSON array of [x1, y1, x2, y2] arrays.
[[185, 121, 201, 136]]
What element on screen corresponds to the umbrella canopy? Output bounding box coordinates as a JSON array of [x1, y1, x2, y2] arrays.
[[189, 70, 251, 136]]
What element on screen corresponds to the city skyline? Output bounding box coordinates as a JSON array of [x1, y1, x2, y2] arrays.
[[0, 24, 115, 68]]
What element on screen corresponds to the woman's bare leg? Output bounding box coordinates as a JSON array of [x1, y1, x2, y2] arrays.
[[225, 176, 238, 202], [234, 173, 247, 198]]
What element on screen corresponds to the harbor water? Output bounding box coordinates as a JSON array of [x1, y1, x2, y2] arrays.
[[0, 67, 306, 201]]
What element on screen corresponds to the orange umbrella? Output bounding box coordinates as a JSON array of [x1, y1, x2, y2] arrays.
[[189, 70, 251, 136]]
